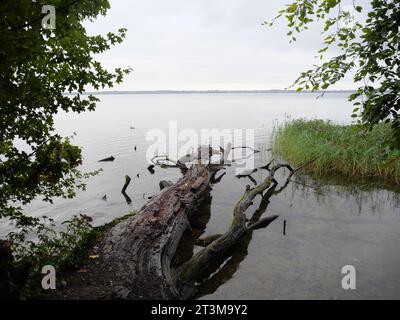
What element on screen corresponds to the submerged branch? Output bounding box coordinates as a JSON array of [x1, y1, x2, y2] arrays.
[[177, 158, 315, 298], [121, 175, 132, 204]]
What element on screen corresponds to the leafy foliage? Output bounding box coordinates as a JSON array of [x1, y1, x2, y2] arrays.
[[0, 1, 130, 228], [8, 214, 94, 271], [266, 0, 400, 146], [8, 214, 95, 297]]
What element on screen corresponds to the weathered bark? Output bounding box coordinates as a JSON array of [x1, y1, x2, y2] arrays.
[[101, 163, 222, 299]]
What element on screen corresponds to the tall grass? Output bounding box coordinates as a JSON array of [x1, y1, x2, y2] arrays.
[[273, 119, 400, 184]]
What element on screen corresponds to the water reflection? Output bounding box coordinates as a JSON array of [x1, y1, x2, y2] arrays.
[[288, 172, 400, 215]]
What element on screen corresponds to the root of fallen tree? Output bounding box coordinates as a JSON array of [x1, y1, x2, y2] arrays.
[[96, 148, 314, 299]]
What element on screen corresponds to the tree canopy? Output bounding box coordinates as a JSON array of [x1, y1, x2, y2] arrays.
[[0, 1, 130, 228], [267, 0, 400, 146]]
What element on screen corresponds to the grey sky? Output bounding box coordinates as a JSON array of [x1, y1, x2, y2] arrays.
[[86, 0, 368, 90]]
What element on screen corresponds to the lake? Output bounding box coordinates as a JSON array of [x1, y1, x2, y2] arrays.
[[5, 92, 400, 299]]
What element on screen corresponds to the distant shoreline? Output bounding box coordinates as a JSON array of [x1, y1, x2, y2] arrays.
[[64, 89, 355, 95]]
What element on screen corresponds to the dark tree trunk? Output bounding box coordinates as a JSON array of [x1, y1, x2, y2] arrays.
[[101, 164, 221, 299]]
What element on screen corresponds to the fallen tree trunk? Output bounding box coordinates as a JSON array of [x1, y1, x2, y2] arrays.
[[96, 149, 315, 300], [101, 163, 222, 299]]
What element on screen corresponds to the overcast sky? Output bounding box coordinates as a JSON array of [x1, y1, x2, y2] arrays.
[[85, 0, 368, 91]]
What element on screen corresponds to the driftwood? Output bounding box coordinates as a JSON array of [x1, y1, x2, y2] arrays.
[[231, 146, 260, 153], [147, 164, 155, 174], [150, 155, 187, 172], [97, 146, 314, 299], [121, 175, 132, 204], [98, 156, 115, 162]]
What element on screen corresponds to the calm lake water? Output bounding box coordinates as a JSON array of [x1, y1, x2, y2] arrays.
[[5, 92, 400, 299]]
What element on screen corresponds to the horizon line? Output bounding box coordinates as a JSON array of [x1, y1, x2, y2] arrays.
[[65, 89, 355, 95]]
